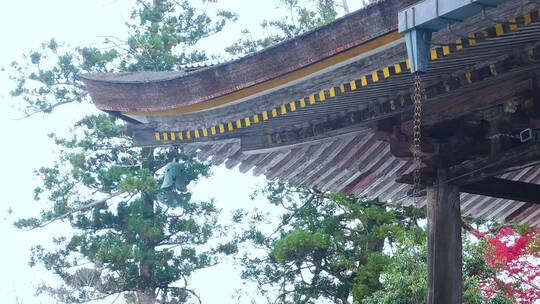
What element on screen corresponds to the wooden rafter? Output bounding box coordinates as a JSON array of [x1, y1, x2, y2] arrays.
[[461, 178, 540, 204]]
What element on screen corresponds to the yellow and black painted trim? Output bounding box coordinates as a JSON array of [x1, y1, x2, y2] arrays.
[[153, 9, 540, 143], [260, 43, 540, 149]]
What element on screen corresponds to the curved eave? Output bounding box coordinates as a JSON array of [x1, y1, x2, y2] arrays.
[[82, 0, 418, 115]]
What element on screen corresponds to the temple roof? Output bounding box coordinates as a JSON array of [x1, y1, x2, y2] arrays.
[[82, 0, 418, 114], [82, 0, 540, 226]]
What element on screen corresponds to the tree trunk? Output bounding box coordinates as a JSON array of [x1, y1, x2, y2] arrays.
[[137, 291, 157, 304], [426, 169, 462, 304], [139, 147, 157, 303]]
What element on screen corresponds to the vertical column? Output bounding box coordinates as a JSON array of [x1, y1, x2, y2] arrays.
[[426, 169, 462, 304]]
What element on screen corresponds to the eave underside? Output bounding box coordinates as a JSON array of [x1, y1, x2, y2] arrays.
[[178, 133, 540, 226], [141, 10, 540, 226]]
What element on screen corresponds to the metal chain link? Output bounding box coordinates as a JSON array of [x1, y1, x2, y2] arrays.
[[412, 72, 424, 205]]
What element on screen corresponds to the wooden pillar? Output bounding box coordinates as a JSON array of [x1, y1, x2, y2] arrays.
[[426, 168, 462, 304]]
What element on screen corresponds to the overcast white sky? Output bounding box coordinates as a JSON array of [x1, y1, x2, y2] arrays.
[[0, 1, 364, 303]]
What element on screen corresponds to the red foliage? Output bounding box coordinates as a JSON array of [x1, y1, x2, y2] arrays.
[[469, 226, 540, 303]]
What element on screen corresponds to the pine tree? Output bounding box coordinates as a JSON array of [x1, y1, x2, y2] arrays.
[[236, 182, 427, 304], [8, 1, 237, 303]]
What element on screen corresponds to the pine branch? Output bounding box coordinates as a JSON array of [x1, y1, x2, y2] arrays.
[[28, 191, 126, 230], [13, 99, 77, 120]]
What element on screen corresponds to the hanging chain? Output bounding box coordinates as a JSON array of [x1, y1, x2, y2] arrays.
[[412, 72, 424, 205]]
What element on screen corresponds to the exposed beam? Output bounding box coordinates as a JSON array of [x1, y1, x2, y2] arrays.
[[397, 142, 540, 203], [461, 178, 540, 204], [448, 142, 540, 184], [422, 75, 535, 126], [240, 122, 370, 154], [398, 142, 540, 183]]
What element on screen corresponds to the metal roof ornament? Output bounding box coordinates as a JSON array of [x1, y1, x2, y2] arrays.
[[160, 160, 191, 207], [161, 160, 187, 192]]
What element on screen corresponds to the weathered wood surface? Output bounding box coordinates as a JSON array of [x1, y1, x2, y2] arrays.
[[266, 145, 310, 180], [427, 169, 462, 304], [310, 135, 364, 186], [422, 73, 536, 126], [301, 135, 357, 186], [449, 143, 540, 185], [288, 141, 334, 185]]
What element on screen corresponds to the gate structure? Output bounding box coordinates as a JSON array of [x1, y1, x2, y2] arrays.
[[82, 1, 540, 302]]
